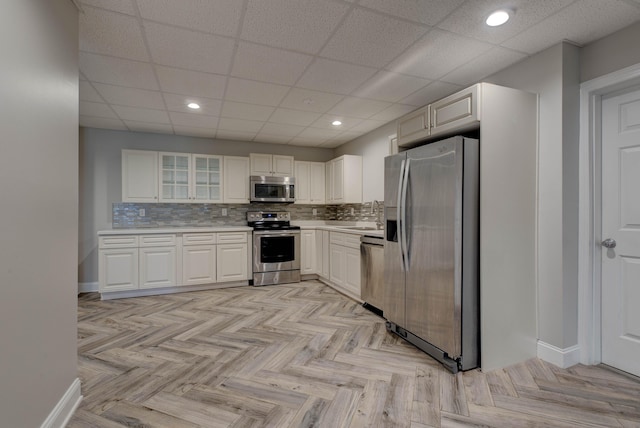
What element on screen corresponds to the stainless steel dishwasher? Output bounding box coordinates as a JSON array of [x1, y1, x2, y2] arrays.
[[360, 235, 385, 316]]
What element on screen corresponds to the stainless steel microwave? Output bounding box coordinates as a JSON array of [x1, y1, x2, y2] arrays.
[[250, 176, 295, 203]]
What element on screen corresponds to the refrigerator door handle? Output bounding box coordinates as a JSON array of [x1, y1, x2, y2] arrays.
[[400, 158, 411, 271], [397, 159, 406, 270]]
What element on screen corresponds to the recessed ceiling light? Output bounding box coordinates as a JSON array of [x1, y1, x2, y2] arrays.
[[486, 9, 511, 27], [187, 102, 201, 110], [332, 120, 342, 126]]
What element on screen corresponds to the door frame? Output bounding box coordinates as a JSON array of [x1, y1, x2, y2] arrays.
[[578, 62, 640, 365]]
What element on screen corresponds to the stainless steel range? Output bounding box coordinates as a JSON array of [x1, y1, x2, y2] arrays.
[[248, 211, 300, 286]]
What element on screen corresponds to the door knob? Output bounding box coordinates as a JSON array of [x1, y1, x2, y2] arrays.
[[602, 238, 616, 249]]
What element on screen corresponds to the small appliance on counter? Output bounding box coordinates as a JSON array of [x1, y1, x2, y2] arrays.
[[248, 211, 300, 286]]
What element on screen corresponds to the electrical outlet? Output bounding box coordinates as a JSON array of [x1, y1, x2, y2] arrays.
[[350, 207, 355, 215], [221, 208, 228, 216], [138, 208, 145, 217], [312, 208, 317, 216]]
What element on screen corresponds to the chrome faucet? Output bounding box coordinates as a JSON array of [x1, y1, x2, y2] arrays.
[[372, 200, 384, 230]]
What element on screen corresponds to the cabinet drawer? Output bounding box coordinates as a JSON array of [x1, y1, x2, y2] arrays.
[[183, 233, 217, 245], [217, 232, 247, 244], [344, 234, 361, 249], [139, 234, 176, 247], [99, 235, 138, 249], [330, 232, 346, 245]]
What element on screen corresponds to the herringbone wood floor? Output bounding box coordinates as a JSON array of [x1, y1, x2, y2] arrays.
[[69, 280, 640, 427]]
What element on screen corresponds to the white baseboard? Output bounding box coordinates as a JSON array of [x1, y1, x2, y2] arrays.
[[78, 282, 98, 293], [537, 341, 581, 369], [40, 378, 82, 428]]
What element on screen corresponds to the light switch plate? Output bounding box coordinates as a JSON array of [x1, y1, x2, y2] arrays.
[[221, 208, 228, 216]]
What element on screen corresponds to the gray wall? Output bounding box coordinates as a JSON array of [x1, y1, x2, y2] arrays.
[[334, 122, 395, 202], [581, 21, 640, 82], [79, 128, 334, 285], [0, 0, 79, 426]]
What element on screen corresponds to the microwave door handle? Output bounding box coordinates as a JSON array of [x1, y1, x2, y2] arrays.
[[400, 158, 410, 272]]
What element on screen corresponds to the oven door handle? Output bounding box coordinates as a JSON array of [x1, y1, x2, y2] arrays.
[[253, 230, 301, 236]]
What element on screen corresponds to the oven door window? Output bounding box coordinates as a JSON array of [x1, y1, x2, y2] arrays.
[[260, 236, 295, 263]]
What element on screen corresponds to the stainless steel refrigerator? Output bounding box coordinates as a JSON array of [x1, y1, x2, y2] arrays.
[[384, 135, 479, 372]]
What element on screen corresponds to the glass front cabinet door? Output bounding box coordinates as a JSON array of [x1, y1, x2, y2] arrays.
[[159, 153, 223, 203]]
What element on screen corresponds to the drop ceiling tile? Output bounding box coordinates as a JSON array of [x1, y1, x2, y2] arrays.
[[123, 121, 175, 134], [441, 46, 527, 86], [297, 59, 378, 95], [163, 93, 222, 116], [438, 0, 573, 45], [231, 42, 313, 86], [80, 115, 128, 130], [80, 101, 118, 118], [79, 0, 136, 15], [349, 119, 387, 133], [399, 80, 463, 106], [169, 111, 219, 128], [79, 7, 148, 61], [297, 127, 341, 140], [173, 126, 217, 138], [137, 0, 242, 36], [388, 29, 493, 79], [143, 21, 235, 74], [225, 78, 290, 106], [358, 0, 465, 26], [321, 8, 428, 68], [260, 122, 305, 137], [288, 138, 325, 147], [370, 103, 416, 122], [79, 81, 103, 102], [502, 0, 640, 54], [217, 117, 265, 133], [253, 133, 294, 144], [112, 105, 170, 124], [216, 130, 258, 141], [241, 0, 351, 54], [79, 52, 159, 90], [279, 88, 344, 113], [221, 101, 275, 122], [93, 83, 165, 109], [354, 71, 432, 102], [310, 115, 363, 131], [269, 108, 322, 126], [328, 97, 391, 119], [320, 140, 346, 148], [156, 66, 226, 100]]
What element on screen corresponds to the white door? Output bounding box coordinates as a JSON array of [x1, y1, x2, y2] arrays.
[[217, 244, 248, 282], [601, 88, 640, 377], [272, 155, 294, 176], [139, 247, 177, 289], [295, 161, 310, 204], [309, 162, 326, 204], [182, 245, 216, 286], [223, 156, 250, 203], [300, 230, 316, 275]]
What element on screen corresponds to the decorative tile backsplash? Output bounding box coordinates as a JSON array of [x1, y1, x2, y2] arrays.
[[112, 201, 383, 228]]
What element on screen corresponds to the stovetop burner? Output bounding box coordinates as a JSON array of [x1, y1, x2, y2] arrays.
[[247, 211, 299, 230], [252, 223, 301, 230]]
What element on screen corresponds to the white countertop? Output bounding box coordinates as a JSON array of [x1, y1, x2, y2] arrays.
[[98, 226, 252, 235]]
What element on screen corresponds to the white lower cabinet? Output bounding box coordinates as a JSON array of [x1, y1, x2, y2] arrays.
[[217, 244, 248, 282], [321, 230, 330, 279], [301, 229, 316, 275], [329, 243, 345, 286], [326, 231, 361, 300], [344, 247, 361, 296], [99, 248, 139, 292], [182, 245, 216, 286], [139, 246, 177, 289]]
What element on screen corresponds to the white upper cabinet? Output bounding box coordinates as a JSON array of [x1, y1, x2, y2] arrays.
[[295, 161, 325, 205], [223, 156, 250, 203], [250, 153, 294, 177], [159, 152, 223, 203], [397, 105, 430, 147], [122, 150, 158, 202], [326, 155, 362, 204]]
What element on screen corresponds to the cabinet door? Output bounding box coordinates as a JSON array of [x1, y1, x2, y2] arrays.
[[329, 244, 345, 286], [122, 150, 158, 202], [159, 152, 191, 202], [344, 246, 361, 298], [272, 155, 294, 176], [332, 158, 345, 202], [294, 161, 310, 204], [223, 156, 250, 203], [325, 161, 334, 203], [217, 244, 248, 282], [309, 162, 325, 204], [321, 231, 330, 279], [430, 84, 479, 137], [182, 245, 216, 286], [139, 247, 177, 289], [99, 248, 139, 292], [192, 154, 223, 203], [250, 153, 273, 176], [301, 230, 316, 275], [397, 105, 430, 147]]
